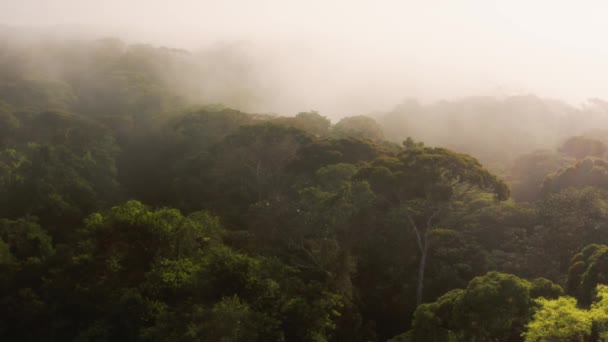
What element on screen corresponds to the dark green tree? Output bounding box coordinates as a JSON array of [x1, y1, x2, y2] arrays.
[[359, 146, 509, 305]]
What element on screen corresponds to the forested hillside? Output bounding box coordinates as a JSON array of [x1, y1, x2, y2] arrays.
[[3, 37, 608, 341]]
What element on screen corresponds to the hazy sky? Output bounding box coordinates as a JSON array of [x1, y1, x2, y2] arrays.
[[1, 0, 607, 114]]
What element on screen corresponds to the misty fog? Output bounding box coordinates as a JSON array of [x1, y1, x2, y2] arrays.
[[3, 0, 608, 115]]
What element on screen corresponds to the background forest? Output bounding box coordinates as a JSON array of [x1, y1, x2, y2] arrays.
[[3, 35, 608, 341]]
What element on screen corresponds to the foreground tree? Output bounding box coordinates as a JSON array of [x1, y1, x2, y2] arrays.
[[523, 297, 592, 341], [523, 285, 608, 341], [393, 272, 562, 342], [35, 201, 342, 341]]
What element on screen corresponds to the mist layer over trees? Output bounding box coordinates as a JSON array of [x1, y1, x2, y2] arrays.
[[4, 31, 608, 341]]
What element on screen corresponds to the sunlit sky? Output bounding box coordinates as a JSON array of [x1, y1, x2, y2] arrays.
[[1, 0, 608, 114]]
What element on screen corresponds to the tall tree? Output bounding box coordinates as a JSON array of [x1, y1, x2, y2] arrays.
[[359, 144, 509, 305]]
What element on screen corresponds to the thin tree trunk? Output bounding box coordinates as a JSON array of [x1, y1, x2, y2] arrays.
[[416, 240, 428, 306], [337, 249, 354, 299], [407, 208, 440, 307], [408, 214, 428, 307]]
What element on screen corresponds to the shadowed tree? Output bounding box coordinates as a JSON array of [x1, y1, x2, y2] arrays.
[[508, 149, 567, 202], [567, 244, 608, 306], [535, 188, 608, 278], [542, 158, 608, 194]]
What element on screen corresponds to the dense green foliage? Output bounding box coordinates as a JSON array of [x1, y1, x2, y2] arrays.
[[4, 35, 608, 341], [398, 272, 562, 342], [523, 285, 608, 341]]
